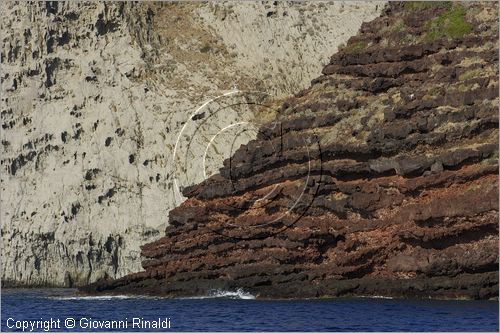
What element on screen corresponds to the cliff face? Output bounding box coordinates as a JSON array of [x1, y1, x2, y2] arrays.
[[0, 1, 383, 287], [82, 2, 499, 299]]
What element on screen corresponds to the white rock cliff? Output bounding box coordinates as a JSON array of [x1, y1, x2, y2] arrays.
[[1, 1, 383, 286]]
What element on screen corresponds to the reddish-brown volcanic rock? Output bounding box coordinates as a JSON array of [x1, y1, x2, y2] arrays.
[[81, 2, 499, 299]]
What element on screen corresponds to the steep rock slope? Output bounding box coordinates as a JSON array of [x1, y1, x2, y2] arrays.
[[82, 2, 499, 299], [0, 1, 383, 286]]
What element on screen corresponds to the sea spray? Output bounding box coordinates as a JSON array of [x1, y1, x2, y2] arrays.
[[182, 288, 256, 300]]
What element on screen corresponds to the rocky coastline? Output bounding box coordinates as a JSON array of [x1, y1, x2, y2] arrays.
[[80, 2, 499, 300], [1, 1, 383, 287]]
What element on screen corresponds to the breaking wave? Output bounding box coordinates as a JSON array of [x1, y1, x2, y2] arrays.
[[50, 289, 256, 300], [357, 295, 394, 300], [183, 289, 256, 300]]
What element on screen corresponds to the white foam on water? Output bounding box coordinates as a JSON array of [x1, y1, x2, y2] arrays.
[[49, 290, 256, 301], [357, 295, 394, 300], [182, 288, 256, 300], [50, 295, 145, 301]]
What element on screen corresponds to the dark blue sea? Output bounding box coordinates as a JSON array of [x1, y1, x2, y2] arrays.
[[1, 289, 498, 332]]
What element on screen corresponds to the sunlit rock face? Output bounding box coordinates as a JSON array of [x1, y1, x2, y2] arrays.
[[81, 2, 499, 299], [0, 1, 384, 287]]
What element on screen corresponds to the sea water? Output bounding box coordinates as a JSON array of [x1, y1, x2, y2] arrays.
[[1, 289, 498, 331]]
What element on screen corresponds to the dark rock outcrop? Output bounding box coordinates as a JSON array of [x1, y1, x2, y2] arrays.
[[81, 2, 499, 299]]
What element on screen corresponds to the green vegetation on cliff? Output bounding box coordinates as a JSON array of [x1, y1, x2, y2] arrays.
[[425, 4, 472, 40]]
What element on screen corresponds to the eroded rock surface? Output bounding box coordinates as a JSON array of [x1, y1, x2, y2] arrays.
[[1, 1, 383, 286], [81, 2, 499, 299]]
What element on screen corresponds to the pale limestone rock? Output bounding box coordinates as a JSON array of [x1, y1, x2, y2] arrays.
[[1, 1, 383, 286]]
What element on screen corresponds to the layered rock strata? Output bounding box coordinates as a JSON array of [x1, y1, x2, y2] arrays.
[[1, 1, 383, 287], [82, 2, 499, 299], [81, 2, 499, 299]]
